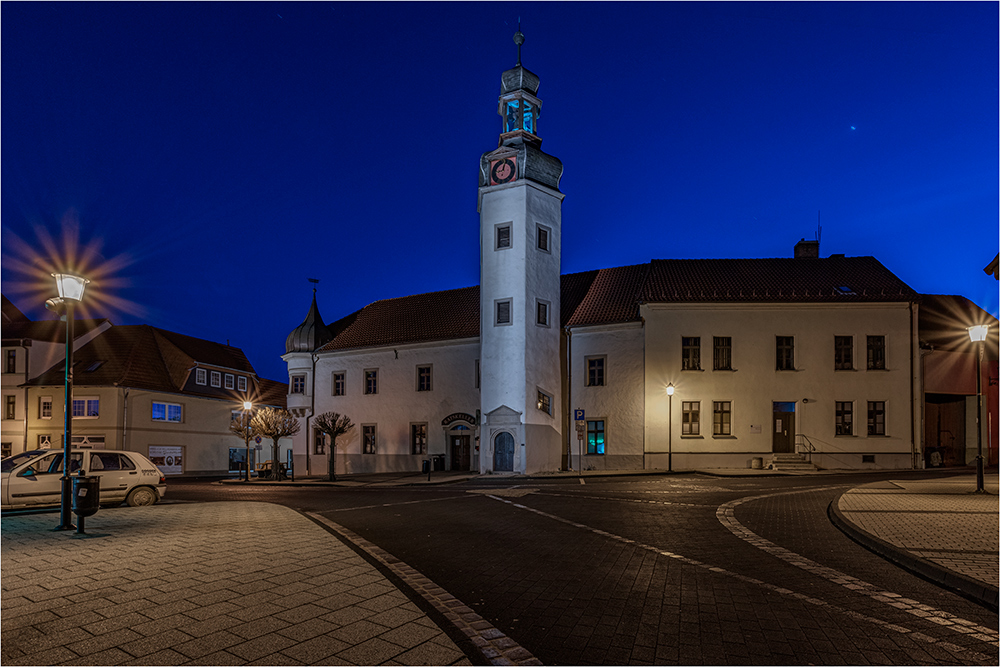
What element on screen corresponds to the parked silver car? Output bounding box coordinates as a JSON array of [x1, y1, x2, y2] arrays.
[[1, 449, 167, 509]]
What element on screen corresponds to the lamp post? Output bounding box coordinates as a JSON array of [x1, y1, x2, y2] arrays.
[[45, 273, 90, 532], [666, 383, 675, 472], [243, 401, 253, 482], [968, 325, 988, 494]]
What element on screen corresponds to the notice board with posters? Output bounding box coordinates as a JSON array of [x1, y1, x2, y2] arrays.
[[148, 446, 183, 475]]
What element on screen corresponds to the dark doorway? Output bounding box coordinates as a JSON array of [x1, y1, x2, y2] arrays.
[[494, 431, 514, 471], [924, 394, 966, 467], [451, 435, 471, 471], [773, 402, 796, 453]]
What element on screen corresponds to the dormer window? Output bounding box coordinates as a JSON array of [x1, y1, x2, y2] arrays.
[[835, 285, 856, 295], [196, 368, 207, 385], [237, 376, 247, 392]]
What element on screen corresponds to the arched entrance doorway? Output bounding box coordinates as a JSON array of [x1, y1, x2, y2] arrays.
[[494, 431, 515, 471]]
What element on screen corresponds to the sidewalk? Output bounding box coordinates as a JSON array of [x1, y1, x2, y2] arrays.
[[830, 473, 999, 611], [1, 502, 475, 666]]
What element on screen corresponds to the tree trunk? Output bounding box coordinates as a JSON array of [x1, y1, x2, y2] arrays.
[[328, 436, 338, 481], [270, 439, 281, 480]]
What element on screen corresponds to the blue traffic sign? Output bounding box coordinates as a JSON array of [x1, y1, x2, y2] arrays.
[[574, 409, 585, 421]]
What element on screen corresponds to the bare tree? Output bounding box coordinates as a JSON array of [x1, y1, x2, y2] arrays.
[[252, 407, 301, 480], [314, 412, 354, 481], [228, 410, 257, 481]]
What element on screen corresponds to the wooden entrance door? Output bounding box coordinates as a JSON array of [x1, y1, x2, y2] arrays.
[[450, 435, 471, 471], [772, 402, 796, 453], [494, 432, 514, 471]]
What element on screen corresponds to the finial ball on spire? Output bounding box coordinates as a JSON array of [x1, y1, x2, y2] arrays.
[[513, 30, 525, 46]]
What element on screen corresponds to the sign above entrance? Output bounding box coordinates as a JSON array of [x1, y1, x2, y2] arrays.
[[442, 412, 477, 427]]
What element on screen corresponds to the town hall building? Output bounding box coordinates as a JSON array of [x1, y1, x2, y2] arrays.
[[281, 33, 996, 477]]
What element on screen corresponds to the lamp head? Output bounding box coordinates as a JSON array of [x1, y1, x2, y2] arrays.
[[666, 383, 675, 396], [968, 324, 989, 343], [52, 273, 90, 302], [243, 401, 253, 411]]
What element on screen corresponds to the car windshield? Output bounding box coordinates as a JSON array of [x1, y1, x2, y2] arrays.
[[1, 450, 48, 473]]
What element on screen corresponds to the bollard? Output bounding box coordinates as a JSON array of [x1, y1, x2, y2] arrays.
[[71, 474, 101, 535]]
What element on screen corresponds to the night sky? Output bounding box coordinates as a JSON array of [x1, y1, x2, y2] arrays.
[[2, 2, 997, 383]]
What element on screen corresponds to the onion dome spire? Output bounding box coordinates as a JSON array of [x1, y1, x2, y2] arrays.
[[285, 286, 333, 353]]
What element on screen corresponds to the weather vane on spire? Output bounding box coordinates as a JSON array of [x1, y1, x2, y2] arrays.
[[513, 19, 524, 66], [308, 277, 319, 294]]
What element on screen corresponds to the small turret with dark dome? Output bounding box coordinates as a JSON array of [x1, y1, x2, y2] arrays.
[[285, 289, 333, 354]]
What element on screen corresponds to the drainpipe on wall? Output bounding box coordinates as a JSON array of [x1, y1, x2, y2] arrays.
[[20, 340, 30, 456], [909, 301, 919, 469], [564, 327, 572, 471], [304, 352, 318, 476], [121, 386, 129, 450]]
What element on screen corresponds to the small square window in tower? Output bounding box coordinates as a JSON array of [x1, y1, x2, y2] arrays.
[[495, 224, 511, 249], [537, 225, 550, 252], [496, 299, 512, 325], [536, 300, 549, 326]]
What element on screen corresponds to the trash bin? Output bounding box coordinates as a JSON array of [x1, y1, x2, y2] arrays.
[[72, 474, 101, 535], [751, 457, 763, 470], [421, 459, 430, 474], [433, 455, 445, 471]]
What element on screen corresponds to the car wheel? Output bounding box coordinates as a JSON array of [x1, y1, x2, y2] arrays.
[[125, 486, 158, 507]]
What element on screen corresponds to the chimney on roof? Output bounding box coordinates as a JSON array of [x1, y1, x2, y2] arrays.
[[794, 238, 819, 259]]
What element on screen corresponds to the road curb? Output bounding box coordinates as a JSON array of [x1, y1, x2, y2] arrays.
[[828, 493, 999, 612]]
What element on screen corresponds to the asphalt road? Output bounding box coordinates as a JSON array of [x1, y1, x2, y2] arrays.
[[166, 473, 999, 665]]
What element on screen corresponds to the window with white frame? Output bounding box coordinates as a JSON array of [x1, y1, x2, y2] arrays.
[[713, 401, 731, 436], [291, 375, 306, 394], [40, 396, 52, 419], [152, 401, 182, 423], [72, 397, 100, 418], [682, 401, 700, 435], [38, 434, 53, 448], [237, 376, 247, 392], [224, 374, 234, 390], [210, 371, 221, 387], [196, 368, 207, 385]]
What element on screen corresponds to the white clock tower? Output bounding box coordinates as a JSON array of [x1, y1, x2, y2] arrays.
[[478, 30, 565, 474]]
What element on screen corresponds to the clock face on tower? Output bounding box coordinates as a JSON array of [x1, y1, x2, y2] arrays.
[[490, 157, 517, 185]]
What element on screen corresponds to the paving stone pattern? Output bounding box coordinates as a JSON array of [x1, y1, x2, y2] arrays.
[[1, 502, 470, 666]]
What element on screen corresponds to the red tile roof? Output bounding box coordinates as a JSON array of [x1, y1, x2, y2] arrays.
[[309, 256, 919, 352]]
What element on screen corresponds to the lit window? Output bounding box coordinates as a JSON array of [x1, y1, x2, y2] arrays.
[[682, 337, 701, 371], [291, 375, 306, 394], [152, 401, 182, 423], [72, 397, 100, 418], [210, 371, 221, 388], [224, 374, 234, 390], [237, 376, 247, 392], [587, 420, 605, 455], [836, 401, 853, 435], [364, 369, 378, 395], [867, 336, 886, 370], [867, 401, 886, 436], [713, 401, 731, 436], [713, 337, 732, 371], [586, 357, 605, 387], [537, 390, 552, 415], [333, 372, 346, 396], [835, 336, 854, 370], [362, 424, 377, 454], [776, 337, 794, 371], [411, 423, 427, 455], [682, 401, 700, 435], [40, 396, 52, 419], [417, 365, 432, 392]]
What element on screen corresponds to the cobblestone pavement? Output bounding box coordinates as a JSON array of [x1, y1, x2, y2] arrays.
[[1, 502, 473, 666], [165, 471, 999, 665]]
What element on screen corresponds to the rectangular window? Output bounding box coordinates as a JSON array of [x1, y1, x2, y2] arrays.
[[1, 442, 10, 458], [362, 424, 377, 454], [237, 376, 247, 392], [713, 401, 731, 436], [417, 365, 432, 392], [835, 336, 854, 370], [836, 401, 853, 435], [224, 374, 235, 390], [4, 396, 15, 420], [40, 396, 52, 419], [364, 369, 378, 395], [537, 224, 551, 252], [867, 401, 886, 435], [536, 300, 549, 327], [196, 368, 207, 385], [411, 423, 427, 455], [495, 299, 512, 325], [38, 434, 53, 448], [682, 401, 700, 435], [587, 420, 605, 455], [333, 372, 346, 396], [314, 430, 326, 455], [495, 224, 511, 250], [537, 390, 552, 415], [867, 336, 886, 370], [291, 375, 306, 394], [776, 336, 795, 371], [586, 356, 605, 387], [682, 337, 701, 370], [210, 371, 222, 388], [475, 360, 480, 389], [5, 350, 16, 374], [72, 397, 100, 418], [152, 401, 182, 423], [713, 337, 732, 371]]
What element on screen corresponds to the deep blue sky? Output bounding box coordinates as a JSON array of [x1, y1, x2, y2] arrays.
[[2, 2, 997, 382]]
